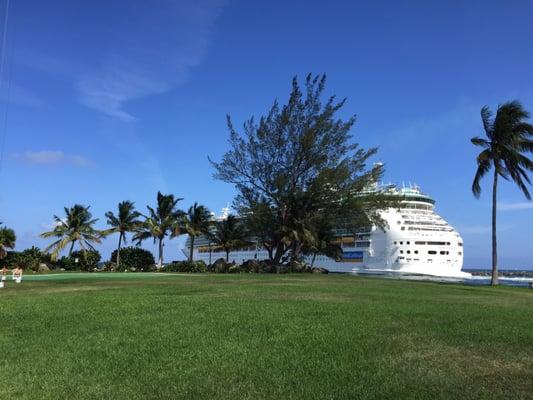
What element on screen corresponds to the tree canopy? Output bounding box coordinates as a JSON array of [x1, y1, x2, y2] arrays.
[[0, 223, 16, 259], [40, 205, 102, 261], [133, 191, 183, 267], [211, 74, 393, 265]]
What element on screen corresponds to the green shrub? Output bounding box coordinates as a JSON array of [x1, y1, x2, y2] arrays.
[[110, 247, 155, 272], [164, 260, 207, 273], [0, 251, 18, 268], [71, 250, 101, 271], [228, 264, 242, 273], [56, 256, 77, 270], [0, 247, 50, 271], [18, 247, 44, 271]]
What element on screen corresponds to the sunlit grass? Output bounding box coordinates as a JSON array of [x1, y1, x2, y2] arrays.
[[1, 273, 531, 399]]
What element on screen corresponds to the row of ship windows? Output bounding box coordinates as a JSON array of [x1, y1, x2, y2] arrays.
[[398, 257, 455, 263], [399, 250, 462, 256], [403, 226, 454, 232], [394, 241, 463, 246]]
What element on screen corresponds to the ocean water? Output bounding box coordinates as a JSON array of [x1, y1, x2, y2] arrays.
[[393, 274, 533, 288]]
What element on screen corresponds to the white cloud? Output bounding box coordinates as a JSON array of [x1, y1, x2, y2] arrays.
[[40, 219, 64, 230], [77, 0, 224, 121], [13, 150, 95, 167], [498, 202, 533, 211]]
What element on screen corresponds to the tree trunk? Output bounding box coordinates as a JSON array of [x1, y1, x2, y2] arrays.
[[225, 249, 230, 262], [311, 253, 317, 268], [116, 234, 123, 270], [291, 240, 302, 262], [491, 169, 498, 286], [273, 243, 285, 273], [158, 238, 164, 268], [265, 243, 273, 261], [189, 236, 195, 262], [209, 242, 212, 265]]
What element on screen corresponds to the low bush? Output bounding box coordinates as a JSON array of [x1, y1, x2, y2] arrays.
[[164, 260, 207, 273], [110, 247, 155, 272], [56, 256, 77, 271], [208, 258, 233, 273], [71, 250, 101, 271], [0, 247, 52, 271]]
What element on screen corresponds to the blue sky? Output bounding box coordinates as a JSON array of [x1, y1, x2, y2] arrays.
[[1, 0, 532, 268]]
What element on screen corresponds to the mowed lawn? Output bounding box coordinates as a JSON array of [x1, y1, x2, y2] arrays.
[[0, 274, 532, 400]]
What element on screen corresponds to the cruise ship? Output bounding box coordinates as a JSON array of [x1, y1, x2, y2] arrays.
[[185, 184, 470, 278]]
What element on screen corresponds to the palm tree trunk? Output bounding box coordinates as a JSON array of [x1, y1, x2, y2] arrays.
[[158, 238, 164, 268], [189, 236, 195, 262], [117, 234, 122, 270], [225, 249, 230, 262], [491, 169, 498, 286], [311, 253, 317, 268]]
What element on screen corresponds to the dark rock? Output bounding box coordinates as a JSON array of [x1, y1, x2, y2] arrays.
[[38, 263, 51, 273], [211, 258, 232, 273], [241, 259, 261, 273]]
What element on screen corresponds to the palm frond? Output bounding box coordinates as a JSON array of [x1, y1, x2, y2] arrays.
[[481, 106, 494, 138], [472, 150, 492, 198], [471, 136, 490, 148]]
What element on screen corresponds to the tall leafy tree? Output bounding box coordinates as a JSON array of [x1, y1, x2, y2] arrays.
[[0, 223, 16, 259], [211, 74, 392, 266], [133, 192, 182, 268], [471, 101, 533, 285], [180, 202, 211, 262], [104, 201, 142, 271], [208, 215, 250, 262], [40, 205, 102, 260]]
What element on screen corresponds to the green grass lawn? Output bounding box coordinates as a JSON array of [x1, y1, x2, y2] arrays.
[[0, 273, 532, 399]]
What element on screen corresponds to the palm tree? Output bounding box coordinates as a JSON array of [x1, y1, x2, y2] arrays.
[[133, 192, 182, 268], [471, 101, 533, 285], [40, 205, 102, 261], [208, 215, 250, 262], [104, 201, 142, 270], [180, 202, 211, 262], [302, 219, 342, 268], [0, 223, 16, 259]]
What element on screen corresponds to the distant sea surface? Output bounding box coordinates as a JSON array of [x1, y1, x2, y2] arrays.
[[464, 268, 533, 277]]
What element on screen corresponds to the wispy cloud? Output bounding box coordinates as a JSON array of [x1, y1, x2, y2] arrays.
[[77, 0, 224, 121], [13, 150, 95, 167], [498, 202, 533, 211], [379, 100, 480, 152]]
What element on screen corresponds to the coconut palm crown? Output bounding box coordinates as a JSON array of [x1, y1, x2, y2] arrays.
[[207, 215, 250, 262], [134, 192, 183, 268], [471, 100, 533, 285], [0, 223, 16, 259], [40, 204, 102, 261], [104, 200, 142, 270], [179, 202, 211, 262]]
